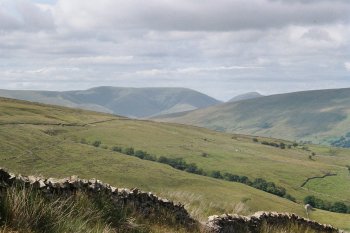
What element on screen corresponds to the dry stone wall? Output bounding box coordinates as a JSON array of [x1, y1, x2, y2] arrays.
[[0, 168, 196, 226], [0, 168, 345, 233], [205, 212, 342, 233]]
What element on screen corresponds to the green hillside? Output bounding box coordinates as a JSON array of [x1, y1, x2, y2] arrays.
[[0, 86, 221, 118], [0, 97, 349, 230], [155, 87, 350, 146]]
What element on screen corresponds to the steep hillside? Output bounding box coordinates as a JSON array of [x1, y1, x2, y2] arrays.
[[0, 86, 221, 118], [228, 92, 264, 102], [155, 88, 350, 145], [0, 97, 349, 230]]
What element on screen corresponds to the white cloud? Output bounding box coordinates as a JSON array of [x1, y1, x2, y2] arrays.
[[53, 0, 350, 32], [345, 62, 350, 71], [0, 0, 349, 99], [65, 56, 134, 65]]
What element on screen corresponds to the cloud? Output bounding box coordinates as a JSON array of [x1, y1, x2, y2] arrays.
[[0, 0, 54, 31], [52, 0, 350, 32], [345, 62, 350, 71], [64, 56, 134, 65], [0, 0, 349, 100], [301, 28, 333, 41]]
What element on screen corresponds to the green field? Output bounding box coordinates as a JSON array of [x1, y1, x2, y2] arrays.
[[0, 97, 349, 230]]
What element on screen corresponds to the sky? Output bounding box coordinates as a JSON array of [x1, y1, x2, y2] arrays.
[[0, 0, 349, 100]]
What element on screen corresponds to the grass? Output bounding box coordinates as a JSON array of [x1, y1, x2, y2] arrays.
[[0, 185, 197, 233], [154, 87, 350, 146], [0, 97, 349, 231], [0, 186, 116, 233]]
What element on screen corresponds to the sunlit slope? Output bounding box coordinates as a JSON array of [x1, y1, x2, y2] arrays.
[[155, 87, 350, 144], [0, 97, 349, 230]]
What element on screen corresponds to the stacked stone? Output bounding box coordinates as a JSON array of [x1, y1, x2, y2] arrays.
[[0, 168, 195, 226], [206, 212, 341, 233]]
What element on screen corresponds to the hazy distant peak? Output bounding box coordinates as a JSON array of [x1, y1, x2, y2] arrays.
[[228, 92, 263, 102], [0, 86, 221, 119]]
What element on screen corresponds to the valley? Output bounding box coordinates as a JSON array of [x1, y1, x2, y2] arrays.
[[0, 97, 349, 230]]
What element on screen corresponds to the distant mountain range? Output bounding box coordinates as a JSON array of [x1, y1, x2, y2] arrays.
[[228, 92, 263, 102], [0, 87, 221, 118], [3, 86, 350, 145], [155, 88, 350, 145]]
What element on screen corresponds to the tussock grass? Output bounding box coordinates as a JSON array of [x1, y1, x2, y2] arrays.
[[160, 191, 250, 221], [0, 186, 198, 233], [0, 186, 116, 233], [260, 221, 327, 233]]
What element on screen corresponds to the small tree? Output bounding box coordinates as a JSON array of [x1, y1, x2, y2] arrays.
[[304, 195, 316, 206]]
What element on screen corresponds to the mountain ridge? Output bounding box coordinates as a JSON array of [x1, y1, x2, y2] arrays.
[[0, 86, 221, 118], [154, 87, 350, 145], [228, 91, 264, 102]]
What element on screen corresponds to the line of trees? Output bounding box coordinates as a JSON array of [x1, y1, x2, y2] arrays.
[[106, 144, 296, 202], [253, 138, 297, 149], [80, 138, 350, 214], [304, 195, 350, 214]]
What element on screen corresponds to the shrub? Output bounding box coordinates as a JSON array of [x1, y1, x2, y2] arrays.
[[279, 142, 285, 149], [210, 171, 223, 179], [284, 194, 296, 202], [223, 173, 240, 182], [185, 163, 199, 174], [80, 138, 87, 144], [92, 140, 101, 147], [143, 153, 157, 161], [112, 146, 122, 152], [252, 138, 258, 142], [134, 150, 146, 159], [304, 195, 317, 207], [123, 147, 134, 155], [238, 176, 250, 184], [330, 202, 348, 213]]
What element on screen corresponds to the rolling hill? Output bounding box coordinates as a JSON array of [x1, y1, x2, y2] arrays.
[[0, 86, 221, 118], [228, 92, 264, 102], [0, 97, 349, 230], [155, 87, 350, 145]]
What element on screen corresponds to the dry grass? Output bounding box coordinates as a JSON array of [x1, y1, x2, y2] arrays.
[[0, 186, 134, 233], [160, 191, 250, 221], [0, 186, 199, 233], [259, 220, 338, 233]]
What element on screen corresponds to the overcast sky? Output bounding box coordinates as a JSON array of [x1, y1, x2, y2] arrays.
[[0, 0, 349, 100]]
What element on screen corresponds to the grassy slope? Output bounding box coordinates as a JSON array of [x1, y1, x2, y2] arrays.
[[0, 97, 349, 230], [155, 87, 350, 144]]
